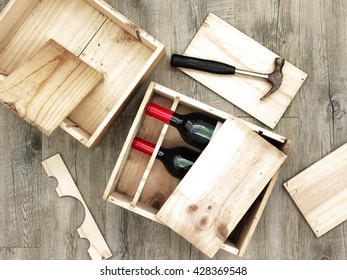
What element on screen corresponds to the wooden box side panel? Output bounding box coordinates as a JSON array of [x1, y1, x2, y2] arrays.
[[85, 0, 162, 50]]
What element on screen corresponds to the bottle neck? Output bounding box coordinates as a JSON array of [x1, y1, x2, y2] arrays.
[[146, 103, 173, 123], [131, 137, 155, 156], [146, 102, 184, 128], [132, 137, 167, 163]]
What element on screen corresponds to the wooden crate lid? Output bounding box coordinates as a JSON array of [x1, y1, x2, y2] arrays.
[[284, 143, 347, 237], [178, 13, 307, 129], [0, 39, 103, 135], [157, 115, 287, 257]]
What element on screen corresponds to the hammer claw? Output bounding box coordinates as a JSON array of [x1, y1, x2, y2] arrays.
[[260, 58, 285, 100]]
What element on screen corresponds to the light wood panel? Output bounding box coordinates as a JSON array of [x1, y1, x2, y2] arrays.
[[179, 13, 307, 129], [157, 115, 287, 257], [284, 143, 347, 237], [0, 0, 107, 74], [0, 40, 103, 135]]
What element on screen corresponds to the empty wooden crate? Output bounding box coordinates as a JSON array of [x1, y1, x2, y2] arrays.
[[104, 82, 290, 257], [0, 0, 165, 147]]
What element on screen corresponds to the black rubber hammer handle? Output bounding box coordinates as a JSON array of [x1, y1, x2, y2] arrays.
[[171, 54, 236, 74]]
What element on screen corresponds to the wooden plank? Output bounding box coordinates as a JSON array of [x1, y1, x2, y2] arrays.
[[157, 115, 287, 257], [0, 39, 103, 135], [0, 0, 40, 56], [284, 142, 347, 237], [42, 153, 112, 260], [67, 18, 154, 135], [179, 13, 308, 129], [0, 0, 107, 74]]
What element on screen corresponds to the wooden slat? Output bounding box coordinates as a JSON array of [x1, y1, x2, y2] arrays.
[[130, 97, 180, 207], [157, 115, 287, 257], [284, 142, 347, 237], [0, 39, 103, 135], [179, 13, 308, 129]]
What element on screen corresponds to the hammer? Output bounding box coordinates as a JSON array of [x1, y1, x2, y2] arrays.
[[171, 54, 285, 100]]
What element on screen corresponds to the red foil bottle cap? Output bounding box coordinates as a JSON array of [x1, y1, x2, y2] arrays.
[[131, 137, 155, 156], [146, 103, 173, 123]]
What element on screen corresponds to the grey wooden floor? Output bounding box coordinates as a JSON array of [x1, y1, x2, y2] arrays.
[[1, 0, 347, 260]]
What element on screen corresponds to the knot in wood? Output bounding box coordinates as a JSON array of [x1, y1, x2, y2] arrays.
[[216, 223, 228, 240], [197, 214, 210, 231], [187, 204, 199, 213]]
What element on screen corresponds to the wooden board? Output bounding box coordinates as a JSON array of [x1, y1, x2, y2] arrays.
[[179, 13, 308, 129], [42, 153, 112, 260], [284, 143, 347, 237], [0, 0, 107, 74], [0, 39, 102, 135], [67, 17, 154, 135], [157, 115, 287, 257]]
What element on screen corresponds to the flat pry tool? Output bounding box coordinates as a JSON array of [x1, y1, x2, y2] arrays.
[[171, 54, 285, 100]]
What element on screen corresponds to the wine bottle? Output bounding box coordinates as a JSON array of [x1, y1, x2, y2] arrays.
[[146, 103, 221, 150], [131, 137, 200, 179]]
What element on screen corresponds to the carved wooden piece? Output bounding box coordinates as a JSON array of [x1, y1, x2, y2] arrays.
[[42, 153, 112, 260], [179, 13, 308, 128], [0, 39, 103, 135], [284, 143, 347, 237], [157, 115, 287, 257]]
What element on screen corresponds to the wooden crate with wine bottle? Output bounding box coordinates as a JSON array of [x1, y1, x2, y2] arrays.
[[104, 82, 290, 258]]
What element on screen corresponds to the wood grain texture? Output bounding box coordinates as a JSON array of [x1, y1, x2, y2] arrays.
[[284, 143, 347, 237], [0, 0, 165, 147], [157, 115, 287, 257], [1, 0, 347, 260], [0, 40, 103, 135], [180, 13, 307, 129]]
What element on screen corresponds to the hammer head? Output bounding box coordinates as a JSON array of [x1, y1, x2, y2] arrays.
[[260, 57, 285, 100]]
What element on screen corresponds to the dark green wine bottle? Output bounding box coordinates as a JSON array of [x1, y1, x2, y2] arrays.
[[131, 137, 200, 179], [146, 103, 218, 150]]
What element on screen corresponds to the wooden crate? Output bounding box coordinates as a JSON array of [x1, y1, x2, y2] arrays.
[[0, 0, 165, 147], [104, 82, 290, 257]]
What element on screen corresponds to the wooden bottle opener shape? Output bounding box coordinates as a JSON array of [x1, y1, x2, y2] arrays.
[[42, 153, 112, 260]]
